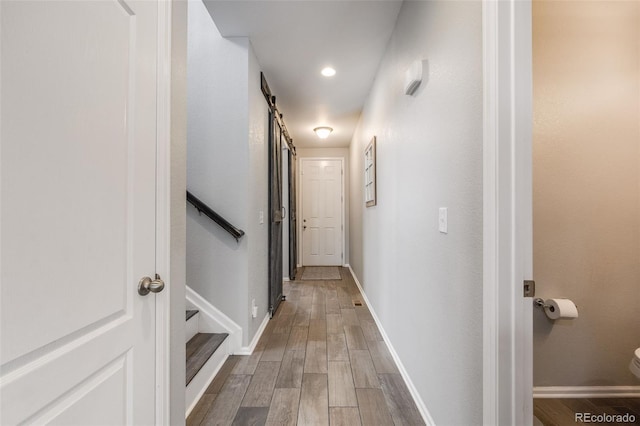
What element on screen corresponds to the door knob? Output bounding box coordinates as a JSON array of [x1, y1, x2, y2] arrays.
[[138, 274, 165, 296]]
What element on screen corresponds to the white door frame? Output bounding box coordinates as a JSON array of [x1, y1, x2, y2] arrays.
[[155, 1, 173, 423], [298, 157, 346, 267], [482, 0, 533, 425]]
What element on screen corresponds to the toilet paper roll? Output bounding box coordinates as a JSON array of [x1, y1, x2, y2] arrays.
[[544, 298, 578, 320]]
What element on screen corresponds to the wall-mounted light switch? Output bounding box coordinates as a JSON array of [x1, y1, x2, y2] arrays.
[[259, 211, 264, 224], [439, 207, 448, 234]]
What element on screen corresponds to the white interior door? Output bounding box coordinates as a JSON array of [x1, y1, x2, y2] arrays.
[[1, 1, 160, 424], [301, 159, 343, 266]]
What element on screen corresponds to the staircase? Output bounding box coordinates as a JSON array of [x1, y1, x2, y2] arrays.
[[186, 332, 228, 385], [185, 308, 230, 415], [184, 194, 247, 415]]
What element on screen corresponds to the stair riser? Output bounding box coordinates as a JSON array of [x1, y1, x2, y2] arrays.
[[185, 313, 199, 344], [185, 338, 229, 417]]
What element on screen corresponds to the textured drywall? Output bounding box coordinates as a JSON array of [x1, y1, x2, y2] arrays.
[[348, 1, 483, 424], [187, 0, 270, 347], [187, 0, 250, 340], [533, 0, 640, 386], [246, 43, 270, 340]]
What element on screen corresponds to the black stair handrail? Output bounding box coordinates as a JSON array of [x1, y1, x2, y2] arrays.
[[186, 191, 245, 241]]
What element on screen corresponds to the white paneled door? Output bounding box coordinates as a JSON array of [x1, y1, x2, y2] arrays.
[[301, 159, 343, 266], [1, 1, 162, 424]]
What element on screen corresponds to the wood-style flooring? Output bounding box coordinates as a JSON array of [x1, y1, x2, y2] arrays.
[[534, 398, 640, 426], [187, 267, 425, 426]]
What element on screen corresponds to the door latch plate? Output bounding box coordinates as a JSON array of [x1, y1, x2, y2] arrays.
[[523, 280, 535, 298]]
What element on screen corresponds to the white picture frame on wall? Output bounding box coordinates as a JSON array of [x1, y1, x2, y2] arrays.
[[365, 136, 376, 207]]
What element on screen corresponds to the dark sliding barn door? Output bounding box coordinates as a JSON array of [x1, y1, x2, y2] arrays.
[[268, 111, 284, 317], [288, 150, 298, 280]]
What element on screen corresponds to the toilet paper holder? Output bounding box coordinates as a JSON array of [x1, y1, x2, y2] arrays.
[[534, 298, 579, 320], [533, 298, 549, 309]]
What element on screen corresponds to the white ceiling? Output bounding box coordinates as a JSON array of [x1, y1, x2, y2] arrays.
[[203, 1, 403, 148]]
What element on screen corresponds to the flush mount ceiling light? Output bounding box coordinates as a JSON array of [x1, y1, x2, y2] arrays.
[[321, 67, 336, 77], [313, 126, 333, 139]]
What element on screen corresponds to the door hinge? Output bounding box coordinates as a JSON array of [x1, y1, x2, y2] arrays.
[[523, 280, 535, 298]]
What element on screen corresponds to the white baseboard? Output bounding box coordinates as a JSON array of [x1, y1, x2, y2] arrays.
[[346, 265, 436, 426], [236, 313, 270, 355], [283, 277, 290, 282], [185, 338, 229, 417], [186, 286, 242, 354], [533, 386, 640, 398]]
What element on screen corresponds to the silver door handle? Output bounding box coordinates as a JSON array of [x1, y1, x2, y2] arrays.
[[138, 274, 165, 296]]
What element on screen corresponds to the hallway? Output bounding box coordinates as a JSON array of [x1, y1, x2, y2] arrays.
[[187, 267, 424, 426], [185, 0, 484, 423]]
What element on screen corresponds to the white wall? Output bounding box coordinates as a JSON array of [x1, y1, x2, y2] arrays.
[[348, 2, 483, 424], [247, 45, 270, 337], [187, 0, 269, 346], [297, 147, 350, 265]]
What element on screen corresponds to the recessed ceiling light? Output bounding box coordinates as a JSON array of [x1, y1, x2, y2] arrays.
[[321, 67, 336, 77], [313, 127, 333, 139]]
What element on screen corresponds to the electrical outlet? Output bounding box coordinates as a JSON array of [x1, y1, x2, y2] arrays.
[[251, 299, 258, 318]]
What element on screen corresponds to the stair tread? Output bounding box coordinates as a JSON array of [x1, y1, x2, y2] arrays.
[[186, 310, 199, 321], [186, 332, 228, 386]]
